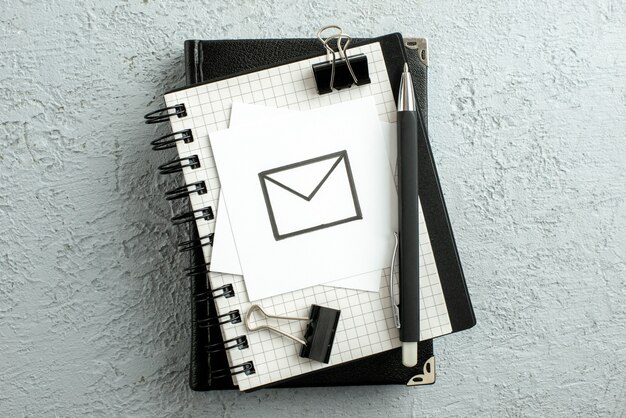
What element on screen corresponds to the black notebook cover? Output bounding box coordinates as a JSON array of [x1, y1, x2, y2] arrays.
[[180, 34, 471, 391]]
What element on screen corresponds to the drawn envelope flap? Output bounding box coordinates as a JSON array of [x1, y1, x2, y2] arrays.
[[261, 151, 348, 201]]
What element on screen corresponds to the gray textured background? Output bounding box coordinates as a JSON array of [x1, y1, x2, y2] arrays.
[[1, 0, 624, 416]]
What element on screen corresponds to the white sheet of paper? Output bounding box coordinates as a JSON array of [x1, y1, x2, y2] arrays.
[[209, 97, 398, 300], [210, 102, 397, 292]]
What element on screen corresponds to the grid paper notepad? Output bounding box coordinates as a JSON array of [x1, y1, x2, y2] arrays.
[[164, 42, 452, 391]]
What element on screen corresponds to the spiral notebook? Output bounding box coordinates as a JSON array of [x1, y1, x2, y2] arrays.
[[147, 33, 473, 391]]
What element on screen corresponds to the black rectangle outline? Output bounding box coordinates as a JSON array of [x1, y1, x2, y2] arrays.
[[258, 150, 362, 241]]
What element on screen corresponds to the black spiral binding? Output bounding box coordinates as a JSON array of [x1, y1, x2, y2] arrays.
[[165, 181, 207, 201], [211, 361, 256, 379], [196, 309, 242, 329], [185, 263, 212, 278], [178, 233, 214, 253], [147, 104, 256, 385], [151, 129, 193, 150], [207, 336, 249, 354], [172, 207, 214, 226], [158, 155, 201, 175], [194, 284, 235, 303], [144, 104, 187, 124]]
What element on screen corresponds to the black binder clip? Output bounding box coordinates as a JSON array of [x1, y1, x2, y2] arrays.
[[312, 25, 371, 95], [245, 304, 341, 364]]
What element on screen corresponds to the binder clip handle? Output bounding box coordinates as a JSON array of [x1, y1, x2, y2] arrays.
[[317, 25, 344, 61], [245, 304, 308, 346]]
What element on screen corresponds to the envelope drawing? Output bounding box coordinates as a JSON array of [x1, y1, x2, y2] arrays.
[[258, 150, 362, 241]]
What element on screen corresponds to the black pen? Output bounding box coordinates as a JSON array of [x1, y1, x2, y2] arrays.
[[397, 63, 420, 367]]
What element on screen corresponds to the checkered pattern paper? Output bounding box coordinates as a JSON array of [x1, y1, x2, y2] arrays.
[[163, 42, 452, 391]]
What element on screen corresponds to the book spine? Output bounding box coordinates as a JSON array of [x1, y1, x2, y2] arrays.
[[184, 40, 202, 85]]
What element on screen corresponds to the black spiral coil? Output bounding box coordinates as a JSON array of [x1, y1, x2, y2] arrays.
[[172, 207, 214, 226], [147, 103, 255, 385], [178, 233, 214, 253], [211, 361, 256, 379], [165, 181, 207, 201], [207, 336, 249, 354], [196, 309, 242, 329], [144, 104, 187, 124], [194, 284, 235, 303], [150, 129, 193, 150], [185, 263, 212, 278], [158, 155, 201, 175]]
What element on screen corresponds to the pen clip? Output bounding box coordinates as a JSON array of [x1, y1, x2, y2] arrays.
[[390, 232, 401, 329]]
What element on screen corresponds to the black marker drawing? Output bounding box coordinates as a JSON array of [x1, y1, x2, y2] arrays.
[[258, 150, 362, 241]]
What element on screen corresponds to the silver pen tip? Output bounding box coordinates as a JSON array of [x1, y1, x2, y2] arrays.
[[398, 62, 415, 111]]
